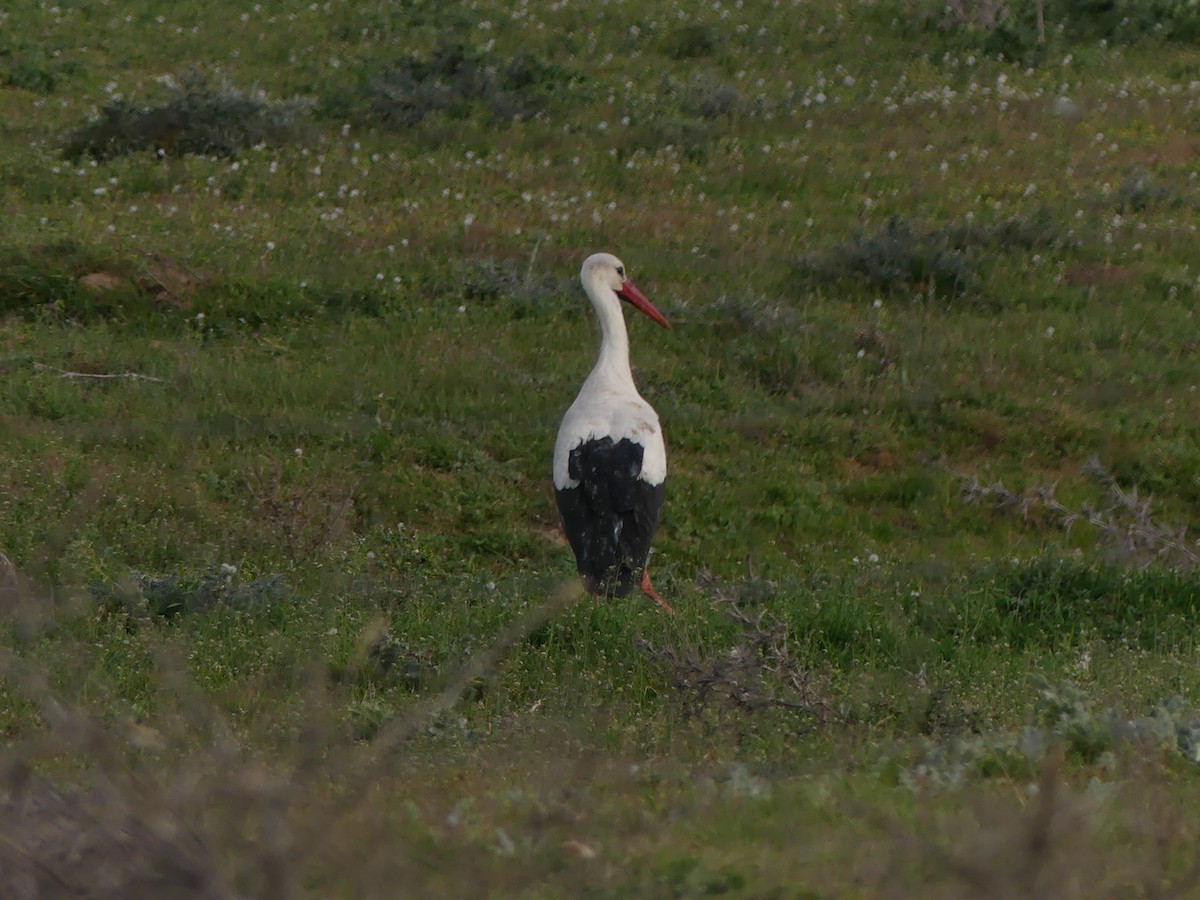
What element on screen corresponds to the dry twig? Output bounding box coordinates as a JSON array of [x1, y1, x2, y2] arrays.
[[32, 362, 167, 384], [638, 575, 832, 722], [0, 551, 19, 610]]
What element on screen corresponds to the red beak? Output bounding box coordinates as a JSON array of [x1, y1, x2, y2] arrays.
[[617, 279, 672, 329]]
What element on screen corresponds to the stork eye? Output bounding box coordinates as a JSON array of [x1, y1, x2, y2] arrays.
[[616, 266, 625, 277]]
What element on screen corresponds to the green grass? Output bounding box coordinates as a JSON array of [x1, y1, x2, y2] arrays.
[[4, 0, 1200, 894]]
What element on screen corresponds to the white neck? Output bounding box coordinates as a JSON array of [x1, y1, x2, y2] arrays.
[[584, 276, 635, 389]]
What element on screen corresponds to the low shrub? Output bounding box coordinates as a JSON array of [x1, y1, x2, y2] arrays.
[[796, 214, 1058, 301], [326, 43, 581, 129], [64, 71, 311, 161]]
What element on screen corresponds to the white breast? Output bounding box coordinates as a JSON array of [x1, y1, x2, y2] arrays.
[[554, 384, 666, 489]]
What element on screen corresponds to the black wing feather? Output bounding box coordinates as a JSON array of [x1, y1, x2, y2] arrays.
[[557, 437, 664, 597]]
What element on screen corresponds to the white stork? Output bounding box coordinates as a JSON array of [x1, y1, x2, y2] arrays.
[[553, 252, 674, 612]]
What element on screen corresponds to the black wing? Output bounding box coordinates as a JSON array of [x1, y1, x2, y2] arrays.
[[555, 436, 665, 597]]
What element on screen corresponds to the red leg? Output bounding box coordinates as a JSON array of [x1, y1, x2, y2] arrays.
[[641, 568, 674, 614]]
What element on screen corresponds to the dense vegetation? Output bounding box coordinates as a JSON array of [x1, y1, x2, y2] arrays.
[[3, 0, 1200, 894]]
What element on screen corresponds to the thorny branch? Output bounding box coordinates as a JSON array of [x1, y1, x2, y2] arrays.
[[959, 456, 1200, 569], [638, 575, 832, 723]]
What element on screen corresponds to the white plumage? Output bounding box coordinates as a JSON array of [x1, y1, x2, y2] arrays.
[[553, 392, 666, 490]]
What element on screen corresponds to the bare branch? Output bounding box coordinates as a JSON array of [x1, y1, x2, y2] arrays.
[[638, 575, 833, 723], [957, 460, 1200, 569], [32, 362, 167, 384]]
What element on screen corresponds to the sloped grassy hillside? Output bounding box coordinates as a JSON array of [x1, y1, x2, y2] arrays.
[[3, 0, 1200, 894]]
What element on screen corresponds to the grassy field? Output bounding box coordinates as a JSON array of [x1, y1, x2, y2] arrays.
[[4, 0, 1200, 894]]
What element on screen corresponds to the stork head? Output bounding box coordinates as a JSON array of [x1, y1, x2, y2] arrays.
[[580, 252, 671, 329]]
